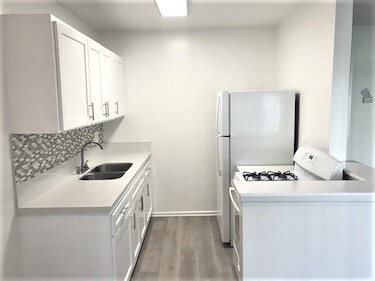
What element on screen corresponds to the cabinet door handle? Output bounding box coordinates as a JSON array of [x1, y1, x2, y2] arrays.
[[139, 196, 144, 212], [103, 102, 109, 117], [146, 183, 150, 197], [115, 101, 119, 114], [89, 102, 95, 121], [103, 102, 107, 117], [131, 213, 136, 229]]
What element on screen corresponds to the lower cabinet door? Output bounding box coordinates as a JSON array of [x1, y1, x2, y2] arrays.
[[143, 175, 152, 224], [137, 191, 146, 240], [130, 201, 141, 263], [113, 216, 132, 281]]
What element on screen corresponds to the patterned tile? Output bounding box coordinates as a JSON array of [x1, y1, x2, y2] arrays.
[[12, 124, 104, 184]]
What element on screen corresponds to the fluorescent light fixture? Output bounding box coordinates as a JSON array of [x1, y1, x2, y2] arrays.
[[155, 0, 188, 17]]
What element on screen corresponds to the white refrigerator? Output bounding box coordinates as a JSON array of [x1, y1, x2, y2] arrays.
[[215, 90, 297, 243]]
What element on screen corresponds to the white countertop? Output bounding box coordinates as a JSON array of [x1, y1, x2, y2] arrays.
[[16, 142, 151, 214], [234, 161, 375, 202]]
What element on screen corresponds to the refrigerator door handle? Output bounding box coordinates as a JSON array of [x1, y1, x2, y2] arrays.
[[216, 95, 222, 135], [216, 134, 229, 138], [216, 135, 222, 176], [216, 134, 229, 176]]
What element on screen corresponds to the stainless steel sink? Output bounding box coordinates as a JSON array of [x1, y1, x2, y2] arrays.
[[90, 163, 133, 173], [80, 172, 125, 181], [79, 163, 133, 180]]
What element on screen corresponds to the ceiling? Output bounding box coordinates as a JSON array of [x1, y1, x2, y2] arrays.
[[51, 0, 313, 31]]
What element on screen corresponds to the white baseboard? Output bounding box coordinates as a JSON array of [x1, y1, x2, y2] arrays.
[[152, 210, 217, 217]]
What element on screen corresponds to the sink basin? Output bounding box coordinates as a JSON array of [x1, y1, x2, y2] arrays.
[[80, 172, 125, 181], [90, 163, 133, 173]]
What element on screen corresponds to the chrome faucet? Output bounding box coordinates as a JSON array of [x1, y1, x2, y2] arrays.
[[77, 141, 103, 174]]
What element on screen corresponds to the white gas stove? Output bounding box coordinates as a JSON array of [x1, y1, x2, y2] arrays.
[[229, 147, 373, 281], [235, 146, 344, 182]]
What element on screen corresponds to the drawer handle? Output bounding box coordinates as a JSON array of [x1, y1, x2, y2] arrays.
[[120, 206, 128, 215], [146, 183, 150, 197]]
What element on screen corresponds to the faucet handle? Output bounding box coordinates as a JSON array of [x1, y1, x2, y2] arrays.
[[83, 160, 89, 169]]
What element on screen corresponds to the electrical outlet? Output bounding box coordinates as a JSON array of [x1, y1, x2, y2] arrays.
[[93, 131, 99, 142]]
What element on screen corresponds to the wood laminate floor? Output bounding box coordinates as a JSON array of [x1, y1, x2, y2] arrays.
[[131, 216, 237, 281]]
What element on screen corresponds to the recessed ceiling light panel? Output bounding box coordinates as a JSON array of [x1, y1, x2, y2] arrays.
[[155, 0, 188, 17]]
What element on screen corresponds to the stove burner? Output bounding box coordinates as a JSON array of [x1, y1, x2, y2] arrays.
[[243, 171, 298, 181]]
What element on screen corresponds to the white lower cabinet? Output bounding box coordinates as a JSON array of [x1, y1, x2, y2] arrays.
[[113, 215, 132, 281], [137, 192, 147, 240], [18, 159, 152, 280], [143, 171, 153, 224], [129, 198, 141, 263]]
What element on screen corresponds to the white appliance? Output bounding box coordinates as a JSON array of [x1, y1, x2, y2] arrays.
[[215, 90, 297, 243], [230, 147, 346, 280]]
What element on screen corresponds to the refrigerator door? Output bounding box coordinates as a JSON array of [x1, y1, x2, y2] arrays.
[[229, 90, 296, 178], [216, 91, 231, 243], [216, 135, 230, 243]]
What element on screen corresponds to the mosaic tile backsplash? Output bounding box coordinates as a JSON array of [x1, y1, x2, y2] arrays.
[[12, 124, 104, 184]]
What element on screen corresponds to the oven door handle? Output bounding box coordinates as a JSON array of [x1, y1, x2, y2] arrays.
[[229, 187, 240, 213]]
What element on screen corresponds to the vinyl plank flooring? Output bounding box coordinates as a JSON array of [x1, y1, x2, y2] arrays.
[[157, 217, 182, 281], [131, 216, 237, 281]]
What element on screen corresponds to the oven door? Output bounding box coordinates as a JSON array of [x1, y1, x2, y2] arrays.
[[229, 186, 241, 277]]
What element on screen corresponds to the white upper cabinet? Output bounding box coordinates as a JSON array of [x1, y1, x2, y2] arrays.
[[112, 55, 126, 117], [102, 49, 125, 120], [88, 39, 104, 123], [54, 21, 90, 131], [4, 14, 124, 133]]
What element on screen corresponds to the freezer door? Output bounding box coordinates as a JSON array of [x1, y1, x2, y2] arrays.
[[216, 135, 230, 243], [216, 91, 229, 136], [229, 91, 296, 177]]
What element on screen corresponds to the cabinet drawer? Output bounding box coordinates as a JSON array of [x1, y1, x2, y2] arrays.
[[111, 159, 151, 236], [111, 191, 131, 236], [131, 160, 151, 200]]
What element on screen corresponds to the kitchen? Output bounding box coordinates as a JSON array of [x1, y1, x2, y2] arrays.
[[0, 0, 373, 280]]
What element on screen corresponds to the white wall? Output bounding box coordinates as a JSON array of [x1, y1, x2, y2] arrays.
[[100, 28, 277, 214], [347, 25, 375, 167], [0, 1, 24, 279], [4, 0, 98, 39], [1, 1, 97, 278], [276, 2, 336, 151]]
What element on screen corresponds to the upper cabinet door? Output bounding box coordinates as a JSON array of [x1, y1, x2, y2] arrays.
[[102, 49, 125, 119], [54, 21, 90, 131], [101, 52, 113, 120], [88, 39, 104, 123], [5, 15, 125, 134], [112, 56, 125, 117]]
